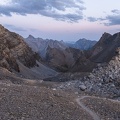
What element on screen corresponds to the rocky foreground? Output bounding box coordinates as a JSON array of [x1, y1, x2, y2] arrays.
[[0, 82, 92, 120], [0, 80, 120, 120]]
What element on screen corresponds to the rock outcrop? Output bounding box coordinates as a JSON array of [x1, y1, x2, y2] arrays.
[[0, 24, 39, 72]]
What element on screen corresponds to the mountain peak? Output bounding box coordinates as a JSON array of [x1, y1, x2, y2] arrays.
[[0, 24, 4, 28], [0, 24, 6, 32], [90, 31, 120, 63], [28, 35, 35, 39], [102, 32, 112, 37], [97, 32, 112, 43]]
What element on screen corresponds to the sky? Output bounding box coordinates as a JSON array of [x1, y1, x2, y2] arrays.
[[0, 0, 120, 41]]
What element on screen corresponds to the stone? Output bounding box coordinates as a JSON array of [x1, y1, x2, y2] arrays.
[[79, 85, 87, 91]]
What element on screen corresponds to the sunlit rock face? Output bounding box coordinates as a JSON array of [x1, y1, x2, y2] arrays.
[[0, 24, 38, 72]]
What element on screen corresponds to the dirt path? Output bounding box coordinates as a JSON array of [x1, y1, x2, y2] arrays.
[[76, 96, 100, 120], [76, 96, 120, 120]]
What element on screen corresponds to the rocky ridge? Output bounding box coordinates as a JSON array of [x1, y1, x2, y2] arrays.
[[89, 32, 120, 63], [25, 35, 67, 58], [0, 25, 39, 72]]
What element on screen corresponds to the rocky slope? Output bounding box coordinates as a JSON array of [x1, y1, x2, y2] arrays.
[[0, 25, 57, 79], [56, 32, 120, 98], [70, 54, 96, 72], [0, 25, 39, 72], [46, 47, 83, 71], [89, 32, 120, 63], [83, 47, 120, 97], [58, 47, 120, 98]]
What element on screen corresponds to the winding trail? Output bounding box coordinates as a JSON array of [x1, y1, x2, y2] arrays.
[[76, 96, 100, 120], [76, 96, 120, 120]]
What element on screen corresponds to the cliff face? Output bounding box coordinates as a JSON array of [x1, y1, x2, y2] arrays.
[[0, 24, 38, 72]]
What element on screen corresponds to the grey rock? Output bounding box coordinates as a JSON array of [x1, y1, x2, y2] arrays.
[[0, 24, 39, 72], [79, 85, 87, 91]]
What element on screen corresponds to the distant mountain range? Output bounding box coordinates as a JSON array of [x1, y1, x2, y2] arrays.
[[25, 35, 97, 60], [65, 38, 97, 50], [25, 36, 97, 55], [25, 35, 96, 71], [25, 35, 67, 59]]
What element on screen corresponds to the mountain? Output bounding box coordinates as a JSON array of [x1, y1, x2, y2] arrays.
[[66, 38, 97, 50], [25, 35, 85, 71], [25, 32, 120, 73], [0, 24, 57, 79], [0, 25, 38, 72], [25, 35, 67, 58], [55, 32, 120, 97], [25, 36, 97, 72], [71, 32, 120, 72], [46, 47, 83, 72], [89, 32, 120, 63]]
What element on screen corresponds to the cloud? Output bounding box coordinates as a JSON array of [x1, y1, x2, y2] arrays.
[[0, 0, 85, 22], [87, 9, 120, 26], [111, 9, 120, 14], [105, 15, 120, 26], [104, 9, 120, 26], [87, 17, 97, 22], [4, 24, 26, 31]]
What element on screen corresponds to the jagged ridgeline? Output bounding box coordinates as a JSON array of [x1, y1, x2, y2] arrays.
[[0, 24, 39, 72]]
